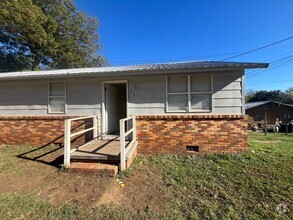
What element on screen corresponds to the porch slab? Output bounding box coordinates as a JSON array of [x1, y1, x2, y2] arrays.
[[70, 139, 130, 161]]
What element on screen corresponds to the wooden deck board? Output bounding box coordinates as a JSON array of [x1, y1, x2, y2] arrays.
[[71, 139, 129, 161]]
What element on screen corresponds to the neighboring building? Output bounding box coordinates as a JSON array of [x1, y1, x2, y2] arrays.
[[245, 101, 293, 129], [0, 61, 268, 154]]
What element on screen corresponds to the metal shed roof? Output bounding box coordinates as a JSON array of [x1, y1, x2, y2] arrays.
[[245, 101, 293, 110], [0, 60, 269, 80], [245, 101, 270, 109]]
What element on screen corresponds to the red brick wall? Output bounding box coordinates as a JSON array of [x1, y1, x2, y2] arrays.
[[0, 115, 247, 154], [136, 115, 248, 154], [0, 116, 95, 148]]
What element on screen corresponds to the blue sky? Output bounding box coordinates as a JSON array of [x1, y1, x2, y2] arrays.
[[75, 0, 293, 92]]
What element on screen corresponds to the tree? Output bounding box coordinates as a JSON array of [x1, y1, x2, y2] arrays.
[[0, 0, 107, 72], [285, 87, 293, 95], [246, 88, 293, 104], [245, 89, 256, 103]]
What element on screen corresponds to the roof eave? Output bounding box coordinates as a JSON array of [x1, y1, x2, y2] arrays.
[[0, 63, 270, 81]]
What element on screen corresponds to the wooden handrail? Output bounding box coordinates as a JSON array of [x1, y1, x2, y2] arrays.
[[67, 115, 97, 122], [120, 116, 136, 171], [64, 115, 100, 167], [70, 127, 95, 138]]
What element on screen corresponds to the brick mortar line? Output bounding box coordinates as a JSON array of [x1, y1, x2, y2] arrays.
[[136, 114, 247, 120], [0, 116, 84, 120]]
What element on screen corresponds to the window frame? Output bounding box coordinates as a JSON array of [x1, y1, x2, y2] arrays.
[[283, 114, 291, 121], [166, 74, 213, 113], [254, 114, 262, 121], [48, 81, 67, 114]]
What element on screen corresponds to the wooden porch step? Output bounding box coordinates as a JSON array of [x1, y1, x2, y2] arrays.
[[67, 162, 118, 176]]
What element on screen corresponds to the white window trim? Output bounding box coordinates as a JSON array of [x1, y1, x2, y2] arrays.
[[48, 81, 67, 114], [166, 74, 213, 113]]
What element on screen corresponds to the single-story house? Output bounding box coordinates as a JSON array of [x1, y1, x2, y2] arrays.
[[0, 61, 269, 158], [246, 101, 293, 129]]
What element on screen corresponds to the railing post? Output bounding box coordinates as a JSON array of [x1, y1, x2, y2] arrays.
[[133, 116, 136, 142], [97, 116, 101, 140], [93, 116, 98, 139], [120, 119, 126, 171], [64, 119, 71, 167]]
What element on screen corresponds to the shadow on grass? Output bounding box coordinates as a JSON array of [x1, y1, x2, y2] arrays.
[[16, 122, 93, 168], [16, 135, 65, 168]]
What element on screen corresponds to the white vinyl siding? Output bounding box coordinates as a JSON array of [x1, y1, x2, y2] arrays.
[[0, 71, 244, 116], [48, 82, 66, 114], [213, 72, 243, 114], [166, 75, 213, 113]]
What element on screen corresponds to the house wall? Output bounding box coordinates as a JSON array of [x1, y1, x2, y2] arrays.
[[0, 115, 248, 153], [0, 70, 244, 116], [246, 102, 293, 125], [136, 115, 248, 154], [0, 116, 95, 147], [0, 70, 247, 153]]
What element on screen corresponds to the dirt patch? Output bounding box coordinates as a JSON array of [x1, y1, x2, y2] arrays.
[[94, 165, 167, 212], [0, 144, 6, 149], [0, 145, 166, 211], [96, 180, 123, 206], [38, 172, 113, 207], [0, 165, 113, 209], [122, 170, 166, 212], [0, 145, 112, 209]]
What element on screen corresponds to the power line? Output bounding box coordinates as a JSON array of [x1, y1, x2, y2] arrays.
[[247, 77, 293, 83], [247, 56, 293, 75], [247, 79, 293, 85], [247, 61, 293, 78], [246, 50, 293, 72], [246, 55, 293, 76], [221, 36, 293, 61], [109, 19, 293, 65], [109, 51, 248, 65], [204, 18, 293, 53], [246, 60, 293, 79]]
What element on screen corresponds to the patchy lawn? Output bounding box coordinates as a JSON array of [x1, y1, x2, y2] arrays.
[[0, 133, 292, 219]]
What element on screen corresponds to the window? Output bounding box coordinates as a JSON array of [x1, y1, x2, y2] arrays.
[[254, 114, 262, 121], [166, 75, 212, 112], [48, 82, 66, 113], [284, 114, 291, 121]]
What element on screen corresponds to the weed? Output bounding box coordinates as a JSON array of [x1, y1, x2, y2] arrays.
[[0, 133, 292, 219]]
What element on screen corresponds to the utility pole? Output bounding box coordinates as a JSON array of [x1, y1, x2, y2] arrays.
[[285, 115, 288, 135], [264, 104, 267, 136]]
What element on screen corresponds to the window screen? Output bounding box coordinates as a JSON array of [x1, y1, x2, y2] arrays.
[[191, 75, 211, 92], [48, 82, 66, 113], [167, 75, 212, 112], [191, 94, 211, 111], [168, 76, 188, 93], [168, 94, 188, 111]]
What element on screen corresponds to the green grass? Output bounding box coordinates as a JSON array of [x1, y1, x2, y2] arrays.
[[125, 133, 293, 219], [0, 193, 165, 220], [0, 133, 292, 219]]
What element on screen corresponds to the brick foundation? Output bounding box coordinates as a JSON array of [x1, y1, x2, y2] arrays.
[[0, 116, 95, 148], [0, 115, 247, 154], [136, 115, 248, 154]]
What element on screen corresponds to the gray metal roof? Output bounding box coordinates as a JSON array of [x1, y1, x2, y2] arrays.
[[0, 60, 269, 81], [245, 101, 270, 109], [245, 101, 293, 110]]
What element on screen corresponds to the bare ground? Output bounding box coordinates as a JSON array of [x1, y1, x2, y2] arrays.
[[0, 144, 165, 211]]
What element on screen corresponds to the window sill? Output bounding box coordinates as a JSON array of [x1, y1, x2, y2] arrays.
[[48, 112, 67, 114], [166, 110, 212, 113]]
